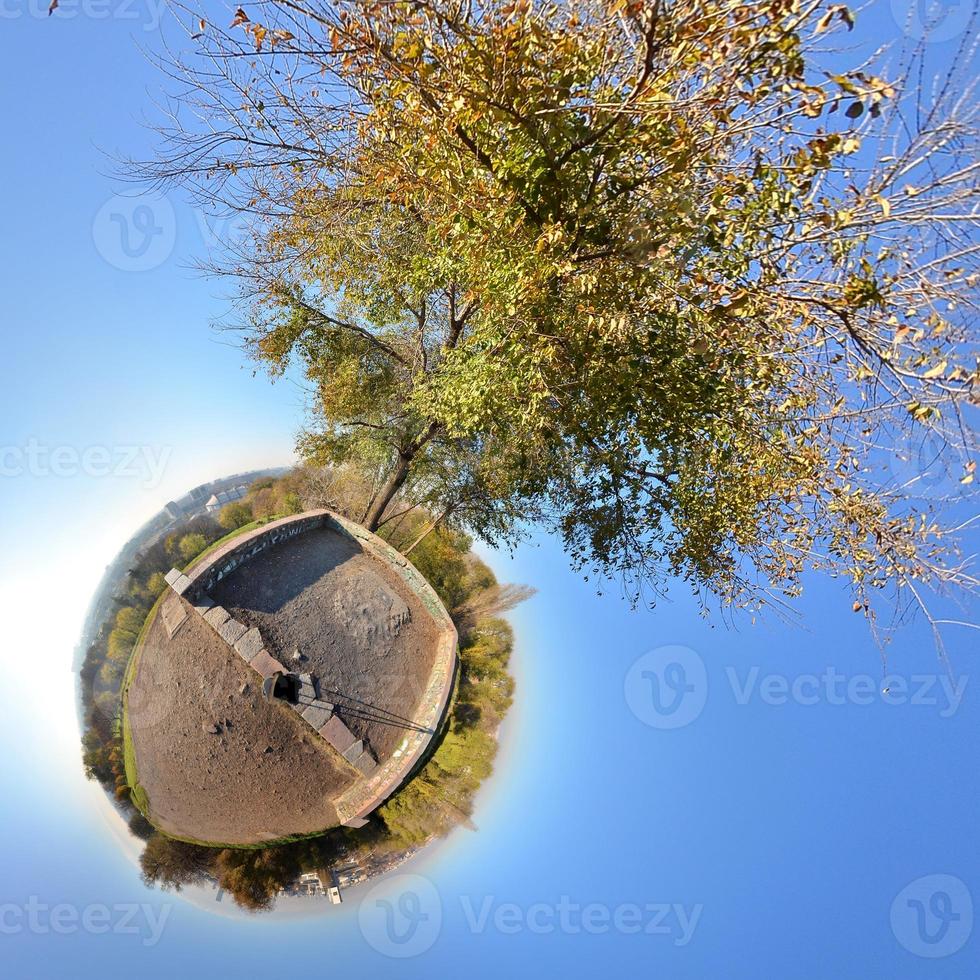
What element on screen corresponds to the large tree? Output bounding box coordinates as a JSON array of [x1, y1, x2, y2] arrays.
[[142, 0, 978, 643]]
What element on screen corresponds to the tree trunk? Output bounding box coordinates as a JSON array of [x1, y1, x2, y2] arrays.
[[363, 420, 442, 532], [403, 504, 453, 556], [362, 454, 411, 532]]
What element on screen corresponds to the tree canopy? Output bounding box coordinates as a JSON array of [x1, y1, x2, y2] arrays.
[[141, 0, 978, 642]]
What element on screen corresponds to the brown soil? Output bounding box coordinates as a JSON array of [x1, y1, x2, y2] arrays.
[[128, 603, 356, 845], [211, 526, 441, 762]]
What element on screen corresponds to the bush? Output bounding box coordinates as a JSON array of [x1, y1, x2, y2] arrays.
[[218, 500, 253, 530], [115, 606, 145, 635], [140, 835, 211, 891], [409, 527, 473, 610], [128, 811, 156, 841], [178, 533, 207, 562], [282, 491, 303, 515], [145, 571, 168, 597], [249, 487, 279, 520], [215, 848, 295, 911]]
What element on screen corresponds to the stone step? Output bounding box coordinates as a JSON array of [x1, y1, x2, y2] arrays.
[[203, 605, 230, 629], [217, 617, 248, 646], [301, 703, 333, 730], [233, 627, 265, 663], [249, 649, 287, 679], [318, 714, 358, 754], [164, 567, 193, 596], [161, 595, 188, 639], [353, 751, 378, 776]]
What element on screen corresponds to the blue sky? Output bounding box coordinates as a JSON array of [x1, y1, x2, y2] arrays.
[[0, 2, 977, 977]]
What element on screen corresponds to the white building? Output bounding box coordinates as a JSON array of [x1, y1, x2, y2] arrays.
[[205, 485, 248, 514], [297, 872, 325, 897]]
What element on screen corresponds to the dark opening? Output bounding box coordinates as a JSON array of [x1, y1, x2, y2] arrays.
[[275, 673, 300, 703], [261, 671, 300, 704]]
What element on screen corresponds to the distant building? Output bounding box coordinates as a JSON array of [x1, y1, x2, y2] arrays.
[[205, 485, 248, 514], [327, 885, 342, 905], [297, 872, 325, 897], [188, 484, 210, 503], [164, 501, 183, 521]]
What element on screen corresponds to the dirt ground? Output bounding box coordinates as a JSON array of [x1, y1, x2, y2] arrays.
[[128, 603, 356, 845], [211, 526, 441, 762]]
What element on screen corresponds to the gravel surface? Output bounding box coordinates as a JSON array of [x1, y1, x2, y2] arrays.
[[128, 602, 356, 845], [212, 526, 441, 761]]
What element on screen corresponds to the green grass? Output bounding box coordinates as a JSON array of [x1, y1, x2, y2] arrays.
[[149, 824, 350, 850], [120, 586, 168, 815]]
